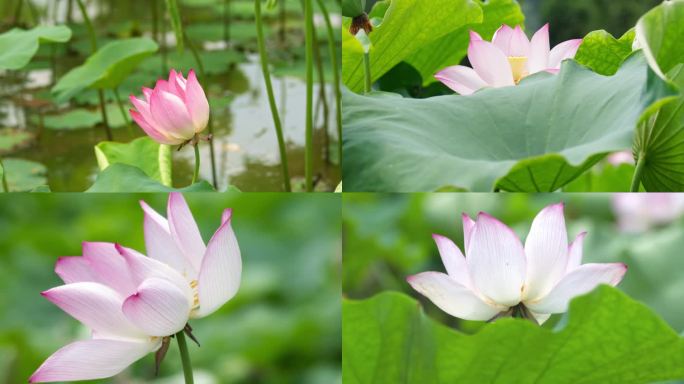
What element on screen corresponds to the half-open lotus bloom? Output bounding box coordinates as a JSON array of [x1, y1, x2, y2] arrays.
[[30, 193, 241, 383], [129, 69, 210, 145], [29, 242, 193, 383], [435, 24, 582, 95], [407, 203, 626, 324], [139, 192, 242, 319]]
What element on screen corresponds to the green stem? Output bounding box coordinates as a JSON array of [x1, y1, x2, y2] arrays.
[[76, 0, 113, 141], [161, 0, 168, 75], [363, 51, 371, 93], [175, 330, 194, 384], [151, 0, 159, 43], [98, 90, 113, 140], [316, 0, 342, 165], [75, 0, 97, 51], [255, 0, 291, 192], [304, 0, 314, 192], [312, 22, 329, 163], [631, 152, 646, 192], [192, 140, 200, 185], [185, 31, 218, 189], [113, 87, 132, 136], [223, 0, 231, 43], [13, 0, 23, 26], [0, 158, 9, 192]]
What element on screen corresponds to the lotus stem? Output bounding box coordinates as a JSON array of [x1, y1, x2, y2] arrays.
[[223, 0, 231, 43], [151, 0, 159, 43], [161, 1, 168, 75], [304, 0, 315, 192], [255, 0, 292, 192], [175, 330, 195, 384], [165, 0, 184, 53], [75, 0, 96, 51], [363, 51, 371, 93], [630, 151, 646, 192], [13, 0, 23, 26], [192, 140, 200, 185], [279, 0, 286, 44], [312, 22, 329, 163], [0, 158, 9, 192], [185, 31, 218, 189], [75, 0, 113, 140], [113, 87, 132, 136], [316, 0, 342, 165], [97, 90, 113, 140]]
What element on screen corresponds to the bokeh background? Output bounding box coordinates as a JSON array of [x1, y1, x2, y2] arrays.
[[343, 193, 684, 334], [0, 193, 341, 384]]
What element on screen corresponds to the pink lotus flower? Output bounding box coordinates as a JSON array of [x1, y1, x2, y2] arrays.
[[436, 24, 583, 95], [606, 150, 635, 166], [29, 242, 193, 383], [129, 69, 210, 145], [612, 193, 684, 233], [407, 203, 626, 324], [30, 193, 241, 383], [139, 192, 242, 318]]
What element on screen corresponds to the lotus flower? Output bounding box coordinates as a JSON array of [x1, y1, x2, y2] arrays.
[[139, 192, 242, 319], [436, 24, 582, 95], [30, 193, 241, 382], [407, 203, 626, 324], [29, 242, 193, 382], [606, 150, 635, 166], [612, 193, 684, 233], [129, 69, 210, 145]]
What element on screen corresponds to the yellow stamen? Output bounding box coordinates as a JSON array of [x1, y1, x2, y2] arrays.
[[190, 280, 200, 309], [507, 56, 529, 84]]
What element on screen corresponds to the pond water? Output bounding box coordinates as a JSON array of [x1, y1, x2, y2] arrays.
[[0, 0, 340, 192]]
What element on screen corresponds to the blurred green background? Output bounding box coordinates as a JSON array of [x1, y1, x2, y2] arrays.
[[0, 193, 341, 384], [343, 193, 684, 334]]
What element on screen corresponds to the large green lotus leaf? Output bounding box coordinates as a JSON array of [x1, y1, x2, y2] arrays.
[[343, 287, 684, 384], [575, 29, 635, 76], [405, 0, 525, 86], [634, 95, 684, 191], [342, 0, 482, 93], [0, 26, 71, 70], [0, 128, 34, 155], [94, 137, 173, 187], [1, 158, 47, 192], [636, 0, 684, 79], [86, 163, 214, 192], [52, 38, 158, 102], [343, 53, 671, 192]]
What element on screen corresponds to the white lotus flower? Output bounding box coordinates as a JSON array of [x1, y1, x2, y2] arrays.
[[612, 193, 684, 233], [407, 203, 626, 324]]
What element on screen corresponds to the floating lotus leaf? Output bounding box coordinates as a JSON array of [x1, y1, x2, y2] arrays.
[[0, 25, 71, 70], [52, 37, 158, 102]]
